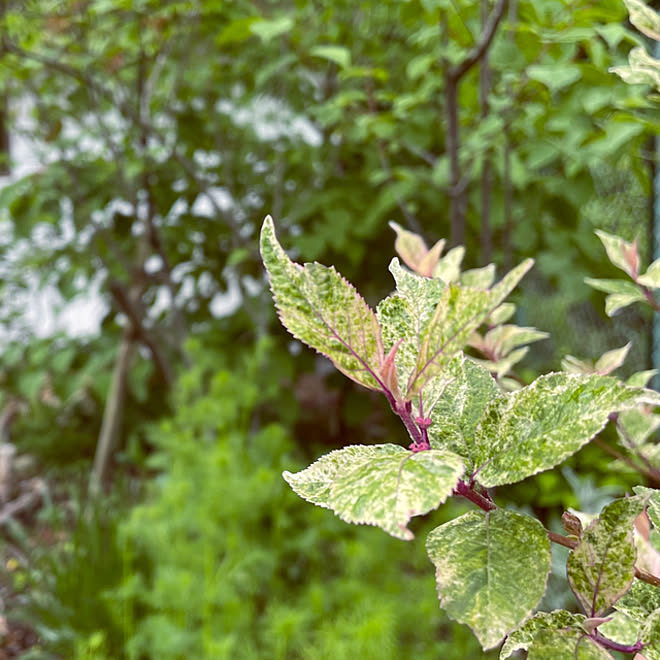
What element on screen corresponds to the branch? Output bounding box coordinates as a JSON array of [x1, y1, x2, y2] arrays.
[[449, 0, 508, 81], [109, 279, 173, 388]]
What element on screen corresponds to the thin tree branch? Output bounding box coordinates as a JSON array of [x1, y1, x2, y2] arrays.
[[449, 0, 508, 81]]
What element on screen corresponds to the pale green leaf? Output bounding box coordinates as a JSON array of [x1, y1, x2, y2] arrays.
[[487, 303, 516, 326], [584, 278, 643, 296], [500, 610, 588, 659], [433, 245, 465, 283], [623, 0, 660, 40], [310, 45, 352, 70], [425, 356, 502, 473], [595, 230, 639, 279], [283, 444, 464, 540], [460, 264, 496, 289], [527, 628, 615, 660], [427, 509, 550, 650], [627, 369, 658, 388], [472, 374, 649, 488], [606, 292, 648, 316], [567, 496, 645, 617], [594, 343, 631, 375], [528, 64, 582, 92], [260, 217, 384, 391], [639, 258, 660, 288], [250, 16, 294, 42], [598, 611, 643, 646]]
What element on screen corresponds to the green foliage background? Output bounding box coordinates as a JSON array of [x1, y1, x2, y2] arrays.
[[0, 0, 658, 657]]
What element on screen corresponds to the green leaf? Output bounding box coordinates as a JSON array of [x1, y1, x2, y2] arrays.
[[567, 495, 646, 617], [283, 444, 464, 540], [527, 629, 615, 659], [623, 0, 660, 40], [433, 246, 465, 283], [378, 258, 447, 392], [598, 611, 643, 647], [260, 217, 385, 391], [605, 291, 649, 316], [500, 610, 587, 660], [594, 343, 631, 375], [615, 578, 660, 622], [426, 509, 550, 650], [472, 374, 649, 488], [425, 356, 502, 473], [407, 259, 533, 397], [638, 257, 660, 288], [528, 64, 582, 93], [460, 264, 496, 289], [584, 278, 642, 296], [249, 16, 294, 42], [310, 45, 352, 70]]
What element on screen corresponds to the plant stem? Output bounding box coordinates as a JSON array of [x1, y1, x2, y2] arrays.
[[591, 631, 643, 654]]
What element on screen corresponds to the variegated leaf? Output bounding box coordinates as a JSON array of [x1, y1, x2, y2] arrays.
[[260, 216, 384, 391], [567, 495, 646, 617], [616, 579, 660, 623], [624, 0, 660, 41], [377, 258, 446, 390], [408, 259, 533, 397], [426, 509, 550, 650], [527, 628, 615, 659], [500, 610, 587, 659], [471, 374, 651, 488], [424, 356, 502, 473], [283, 444, 464, 540]]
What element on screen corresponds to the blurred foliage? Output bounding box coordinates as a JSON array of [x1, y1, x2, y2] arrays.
[[0, 0, 657, 656]]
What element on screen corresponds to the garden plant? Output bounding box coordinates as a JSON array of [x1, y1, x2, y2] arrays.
[[260, 2, 660, 656], [261, 214, 660, 658]]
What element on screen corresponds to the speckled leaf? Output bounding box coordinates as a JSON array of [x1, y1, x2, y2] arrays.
[[424, 356, 502, 473], [283, 444, 464, 540], [433, 245, 465, 283], [527, 628, 615, 660], [377, 259, 446, 390], [598, 611, 643, 647], [460, 264, 496, 288], [500, 610, 587, 659], [617, 579, 660, 623], [426, 509, 550, 650], [260, 217, 384, 391], [567, 496, 645, 617], [641, 609, 660, 660], [409, 259, 533, 397], [472, 374, 650, 488]]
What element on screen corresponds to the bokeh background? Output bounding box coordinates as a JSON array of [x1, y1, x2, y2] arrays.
[[0, 0, 659, 657]]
